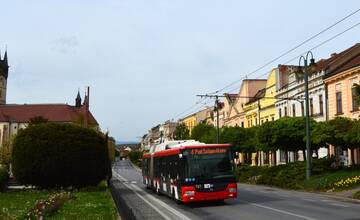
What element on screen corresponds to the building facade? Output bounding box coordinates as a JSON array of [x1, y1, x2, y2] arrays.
[[323, 43, 360, 165], [223, 79, 267, 128]]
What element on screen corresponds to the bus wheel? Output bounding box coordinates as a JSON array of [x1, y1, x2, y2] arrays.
[[156, 186, 161, 195], [173, 192, 182, 204], [214, 199, 224, 204]]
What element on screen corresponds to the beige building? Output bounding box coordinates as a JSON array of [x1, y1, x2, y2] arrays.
[[220, 80, 267, 128], [323, 43, 360, 165]]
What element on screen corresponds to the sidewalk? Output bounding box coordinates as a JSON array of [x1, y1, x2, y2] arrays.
[[321, 187, 360, 201]]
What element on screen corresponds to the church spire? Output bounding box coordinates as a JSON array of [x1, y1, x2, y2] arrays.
[[4, 50, 8, 66], [75, 90, 82, 108]]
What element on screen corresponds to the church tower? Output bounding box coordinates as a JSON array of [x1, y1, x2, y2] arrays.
[[0, 50, 9, 105], [75, 90, 82, 108]]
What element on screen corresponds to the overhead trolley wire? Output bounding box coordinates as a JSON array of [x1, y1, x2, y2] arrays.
[[209, 7, 360, 95]]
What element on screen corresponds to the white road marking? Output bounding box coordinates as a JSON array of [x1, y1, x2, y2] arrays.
[[329, 203, 348, 207], [250, 203, 317, 220], [112, 170, 192, 220], [302, 198, 317, 202]]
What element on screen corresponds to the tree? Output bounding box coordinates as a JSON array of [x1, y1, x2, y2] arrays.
[[174, 123, 190, 140], [256, 121, 277, 165], [191, 123, 216, 143], [0, 135, 16, 167], [354, 84, 360, 105], [12, 123, 110, 188], [0, 140, 11, 166], [28, 116, 48, 125], [272, 117, 312, 162], [344, 119, 360, 166], [221, 126, 256, 164], [327, 117, 353, 150], [312, 121, 332, 157]]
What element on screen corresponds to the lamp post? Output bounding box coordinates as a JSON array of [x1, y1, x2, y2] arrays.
[[299, 51, 316, 180]]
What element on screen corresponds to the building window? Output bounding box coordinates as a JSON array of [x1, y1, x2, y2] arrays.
[[319, 94, 324, 115], [279, 108, 282, 118], [336, 92, 343, 114], [280, 150, 286, 163], [352, 87, 359, 111], [263, 152, 269, 164], [241, 122, 244, 128], [301, 101, 304, 116], [284, 107, 287, 116], [272, 117, 274, 121], [292, 103, 296, 117], [310, 98, 314, 116]]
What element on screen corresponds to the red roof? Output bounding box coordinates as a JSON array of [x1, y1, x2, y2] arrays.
[[0, 104, 98, 125], [319, 43, 360, 76]]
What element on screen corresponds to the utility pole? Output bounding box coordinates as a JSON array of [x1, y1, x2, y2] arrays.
[[197, 94, 221, 143], [299, 51, 317, 180]]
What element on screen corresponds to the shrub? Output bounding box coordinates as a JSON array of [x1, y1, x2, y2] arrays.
[[354, 191, 360, 200], [252, 158, 334, 190], [128, 151, 143, 168], [256, 162, 306, 189], [12, 123, 111, 188], [0, 166, 9, 191], [236, 165, 268, 183]]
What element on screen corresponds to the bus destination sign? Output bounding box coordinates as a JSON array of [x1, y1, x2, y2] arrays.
[[190, 148, 226, 155]]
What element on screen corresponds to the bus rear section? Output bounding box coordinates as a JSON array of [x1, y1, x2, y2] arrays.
[[142, 142, 237, 203]]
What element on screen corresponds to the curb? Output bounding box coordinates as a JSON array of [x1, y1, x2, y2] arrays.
[[317, 192, 360, 204], [238, 183, 360, 204], [129, 161, 142, 172]]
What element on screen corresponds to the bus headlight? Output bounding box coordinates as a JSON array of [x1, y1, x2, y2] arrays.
[[229, 188, 237, 193], [184, 190, 195, 196]]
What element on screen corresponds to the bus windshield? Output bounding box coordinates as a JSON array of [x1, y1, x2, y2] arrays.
[[183, 148, 233, 179]]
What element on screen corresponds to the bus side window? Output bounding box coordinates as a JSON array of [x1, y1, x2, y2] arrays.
[[164, 156, 168, 179]]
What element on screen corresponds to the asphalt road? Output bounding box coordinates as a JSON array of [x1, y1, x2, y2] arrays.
[[112, 160, 360, 220]]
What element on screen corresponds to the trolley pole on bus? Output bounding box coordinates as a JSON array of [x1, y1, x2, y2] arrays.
[[197, 94, 220, 144]]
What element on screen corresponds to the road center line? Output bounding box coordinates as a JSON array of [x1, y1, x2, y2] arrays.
[[112, 170, 192, 220], [329, 203, 348, 207], [250, 202, 317, 220]]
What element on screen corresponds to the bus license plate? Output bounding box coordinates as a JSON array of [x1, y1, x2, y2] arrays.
[[204, 184, 213, 189]]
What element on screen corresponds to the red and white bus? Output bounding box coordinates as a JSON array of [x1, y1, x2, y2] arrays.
[[142, 140, 237, 203]]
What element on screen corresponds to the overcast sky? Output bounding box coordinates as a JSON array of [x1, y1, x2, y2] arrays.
[[2, 0, 360, 141]]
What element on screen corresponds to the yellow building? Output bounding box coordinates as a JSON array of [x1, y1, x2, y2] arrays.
[[243, 88, 265, 166], [244, 89, 265, 128], [243, 70, 277, 165], [259, 69, 277, 123], [179, 113, 197, 134]]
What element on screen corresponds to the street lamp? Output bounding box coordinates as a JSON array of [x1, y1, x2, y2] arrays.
[[298, 51, 317, 179]]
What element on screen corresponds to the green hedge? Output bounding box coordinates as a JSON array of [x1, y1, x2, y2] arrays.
[[354, 191, 360, 200], [12, 123, 111, 188], [128, 151, 143, 168], [0, 166, 9, 191], [236, 165, 267, 183], [236, 158, 335, 190]]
